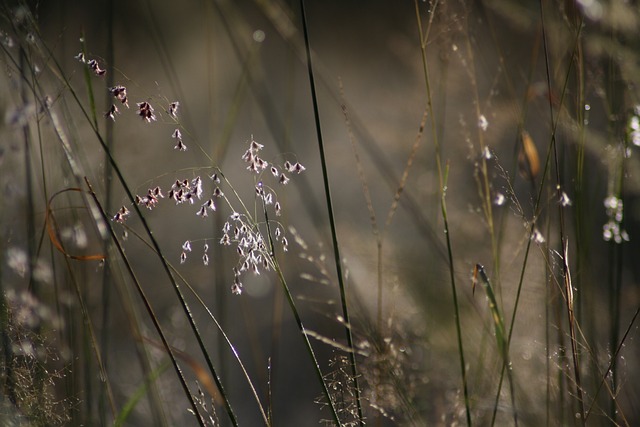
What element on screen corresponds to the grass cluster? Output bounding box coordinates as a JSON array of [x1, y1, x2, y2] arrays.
[[0, 0, 639, 426]]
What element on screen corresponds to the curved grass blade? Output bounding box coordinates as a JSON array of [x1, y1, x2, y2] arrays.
[[474, 264, 518, 426], [109, 221, 270, 426], [114, 360, 171, 427]]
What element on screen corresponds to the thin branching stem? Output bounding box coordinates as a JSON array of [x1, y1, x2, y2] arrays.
[[414, 2, 472, 426]]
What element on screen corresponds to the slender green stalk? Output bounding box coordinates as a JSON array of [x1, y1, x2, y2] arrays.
[[459, 6, 500, 296], [475, 265, 518, 426], [298, 1, 363, 425], [114, 360, 171, 427], [481, 5, 587, 425], [414, 2, 472, 425]]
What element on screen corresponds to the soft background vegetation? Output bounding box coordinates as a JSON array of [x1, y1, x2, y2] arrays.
[[1, 0, 639, 426]]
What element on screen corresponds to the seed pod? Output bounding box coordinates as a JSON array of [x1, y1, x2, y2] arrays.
[[518, 130, 540, 180]]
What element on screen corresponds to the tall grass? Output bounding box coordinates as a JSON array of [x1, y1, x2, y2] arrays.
[[1, 1, 639, 426]]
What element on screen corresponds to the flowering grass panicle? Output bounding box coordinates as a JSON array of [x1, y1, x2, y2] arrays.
[[111, 128, 305, 295]]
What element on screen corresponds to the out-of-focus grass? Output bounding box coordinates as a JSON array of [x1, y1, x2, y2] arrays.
[[0, 1, 639, 426]]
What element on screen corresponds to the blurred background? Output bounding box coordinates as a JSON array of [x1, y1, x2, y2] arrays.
[[1, 0, 639, 425]]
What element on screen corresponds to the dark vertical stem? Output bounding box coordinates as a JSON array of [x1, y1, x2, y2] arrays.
[[85, 180, 208, 427], [538, 1, 585, 423], [298, 1, 363, 424], [605, 22, 625, 427]]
